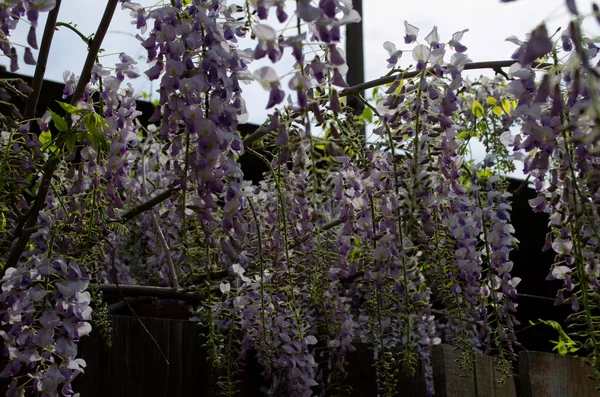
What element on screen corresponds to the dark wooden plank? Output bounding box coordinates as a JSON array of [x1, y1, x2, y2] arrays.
[[396, 358, 428, 397], [180, 319, 213, 395], [168, 319, 183, 396], [138, 317, 171, 397], [473, 352, 516, 397], [347, 344, 378, 396], [432, 344, 476, 397], [113, 315, 132, 396], [519, 351, 600, 397]]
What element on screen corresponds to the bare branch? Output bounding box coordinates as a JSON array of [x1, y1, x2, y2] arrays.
[[240, 60, 552, 149], [339, 60, 552, 98], [24, 0, 62, 120], [116, 186, 181, 223], [70, 0, 120, 106], [100, 284, 205, 303]]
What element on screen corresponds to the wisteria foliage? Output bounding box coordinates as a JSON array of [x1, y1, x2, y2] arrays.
[[0, 0, 599, 396]]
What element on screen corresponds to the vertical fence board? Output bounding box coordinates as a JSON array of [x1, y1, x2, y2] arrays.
[[180, 319, 213, 395], [346, 345, 378, 396], [168, 319, 183, 396], [141, 317, 171, 397], [396, 359, 428, 397], [113, 316, 132, 396], [432, 344, 477, 397], [519, 351, 599, 397], [473, 352, 517, 397]]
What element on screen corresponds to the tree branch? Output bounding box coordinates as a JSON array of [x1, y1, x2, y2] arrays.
[[240, 60, 552, 149], [338, 60, 552, 98], [100, 284, 205, 303], [115, 186, 181, 223], [4, 0, 120, 272], [23, 0, 62, 120], [70, 0, 119, 106]]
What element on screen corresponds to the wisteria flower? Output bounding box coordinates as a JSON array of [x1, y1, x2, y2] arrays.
[[383, 41, 402, 68], [404, 21, 419, 44]]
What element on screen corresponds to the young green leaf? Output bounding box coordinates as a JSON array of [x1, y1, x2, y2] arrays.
[[471, 99, 484, 118], [39, 130, 52, 146], [83, 113, 110, 152], [57, 101, 86, 115], [49, 109, 69, 133]]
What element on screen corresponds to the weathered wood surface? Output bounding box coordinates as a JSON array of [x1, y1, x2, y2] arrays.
[[2, 315, 600, 396], [75, 315, 213, 396], [519, 351, 600, 397], [431, 344, 517, 397], [76, 315, 428, 397]]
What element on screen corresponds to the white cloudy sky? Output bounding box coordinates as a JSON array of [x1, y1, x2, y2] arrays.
[[2, 0, 599, 176]]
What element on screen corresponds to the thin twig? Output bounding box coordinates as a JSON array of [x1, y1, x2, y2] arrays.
[[23, 0, 62, 120], [512, 174, 532, 196], [141, 151, 180, 289], [107, 243, 170, 365], [517, 293, 556, 303], [290, 218, 342, 249], [5, 156, 59, 269]]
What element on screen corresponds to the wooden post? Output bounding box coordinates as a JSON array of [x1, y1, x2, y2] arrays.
[[519, 351, 599, 397], [432, 344, 517, 397], [432, 344, 477, 397], [344, 0, 365, 134]]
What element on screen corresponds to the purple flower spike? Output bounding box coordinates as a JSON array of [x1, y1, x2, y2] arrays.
[[24, 48, 36, 65], [517, 24, 553, 65], [404, 21, 419, 44], [9, 48, 18, 72], [266, 86, 285, 109], [27, 26, 38, 49]]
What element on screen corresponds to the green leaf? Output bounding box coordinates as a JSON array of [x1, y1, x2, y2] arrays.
[[471, 100, 484, 118], [372, 86, 380, 99], [49, 109, 69, 133], [39, 130, 52, 146], [83, 113, 109, 153], [502, 100, 512, 115], [477, 169, 492, 180], [361, 107, 373, 123], [457, 130, 477, 140], [0, 210, 6, 233], [537, 318, 580, 356], [492, 106, 503, 117], [349, 247, 362, 261], [65, 133, 77, 152], [57, 101, 86, 115], [315, 143, 326, 152]]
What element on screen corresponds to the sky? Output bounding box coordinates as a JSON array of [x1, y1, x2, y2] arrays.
[[2, 0, 598, 177]]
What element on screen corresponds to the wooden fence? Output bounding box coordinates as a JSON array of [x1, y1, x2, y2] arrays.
[[2, 315, 599, 396]]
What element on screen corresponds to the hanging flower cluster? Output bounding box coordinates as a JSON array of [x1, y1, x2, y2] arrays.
[[503, 15, 600, 376], [0, 0, 58, 71], [3, 0, 600, 396], [0, 256, 90, 396]]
